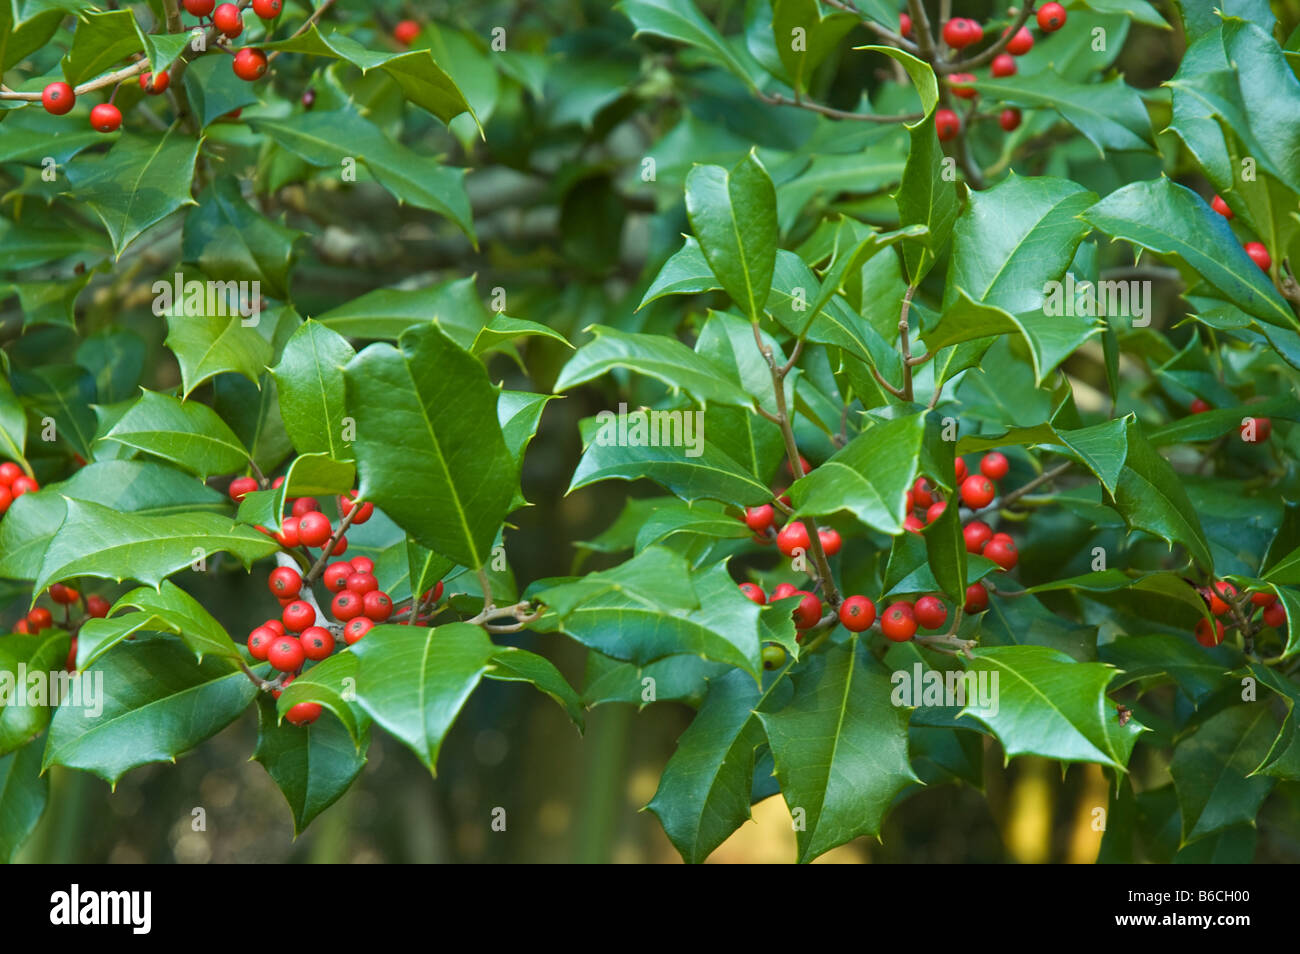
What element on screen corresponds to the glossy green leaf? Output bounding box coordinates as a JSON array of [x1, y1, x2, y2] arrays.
[[271, 320, 355, 462], [104, 390, 249, 478]]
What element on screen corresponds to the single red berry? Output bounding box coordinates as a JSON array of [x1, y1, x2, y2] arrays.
[[985, 533, 1018, 570], [12, 620, 28, 634], [42, 81, 75, 115], [915, 595, 948, 630], [394, 19, 420, 46], [961, 474, 996, 509], [331, 535, 348, 556], [232, 47, 268, 82], [1037, 2, 1067, 31], [980, 452, 1009, 481], [790, 591, 822, 630], [1006, 26, 1033, 55], [90, 103, 122, 133], [363, 590, 393, 621], [941, 18, 977, 48], [271, 476, 285, 489], [1244, 242, 1271, 271], [899, 12, 912, 36], [1207, 581, 1237, 616], [935, 108, 960, 142], [904, 514, 926, 533], [213, 2, 243, 36], [340, 491, 374, 524], [267, 566, 302, 599], [785, 455, 812, 478], [264, 619, 286, 635], [275, 516, 301, 548], [300, 626, 335, 661], [286, 701, 322, 726], [1190, 397, 1211, 414], [27, 607, 53, 631], [964, 582, 989, 613], [772, 583, 799, 601], [949, 73, 977, 99], [1240, 416, 1271, 443], [139, 70, 170, 94], [954, 458, 968, 482], [839, 595, 877, 632], [86, 594, 110, 618], [10, 475, 38, 497], [912, 478, 934, 509], [777, 521, 811, 557], [963, 520, 993, 554], [323, 561, 354, 592], [1251, 590, 1278, 607], [999, 107, 1022, 132], [425, 581, 445, 603], [49, 583, 79, 605], [331, 590, 363, 622], [744, 504, 774, 534], [66, 638, 77, 673], [349, 556, 374, 575], [228, 476, 258, 501], [0, 462, 20, 484], [775, 490, 792, 508], [1194, 617, 1224, 647], [739, 582, 766, 605], [297, 511, 332, 548], [967, 19, 984, 42], [290, 496, 321, 518], [344, 616, 373, 644], [818, 527, 842, 556], [926, 500, 947, 524], [0, 485, 11, 515], [1211, 195, 1233, 219], [247, 625, 276, 660], [183, 0, 215, 15], [991, 53, 1017, 78], [268, 635, 305, 672], [281, 600, 316, 633], [252, 0, 282, 18], [881, 602, 918, 642], [1263, 602, 1287, 629]]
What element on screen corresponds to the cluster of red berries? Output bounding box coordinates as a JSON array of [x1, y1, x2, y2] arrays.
[[1208, 195, 1273, 271], [230, 475, 374, 553], [1187, 399, 1273, 444], [931, 3, 1067, 143], [0, 461, 38, 519], [1193, 581, 1285, 648], [10, 583, 111, 671], [903, 453, 1019, 579]]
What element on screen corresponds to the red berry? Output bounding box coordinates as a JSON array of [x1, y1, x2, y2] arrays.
[[27, 607, 53, 631], [1207, 581, 1237, 616], [286, 701, 321, 726], [49, 583, 79, 605], [941, 18, 977, 48], [0, 462, 20, 484], [991, 53, 1017, 78], [980, 452, 1009, 481], [252, 0, 282, 18], [213, 3, 243, 36], [904, 514, 926, 533], [323, 561, 354, 592], [268, 636, 305, 672], [1006, 26, 1033, 55], [349, 556, 374, 575], [954, 458, 968, 482], [1240, 416, 1271, 443], [362, 590, 393, 621], [949, 73, 977, 99], [264, 619, 285, 635], [915, 595, 948, 630], [184, 0, 215, 14], [66, 638, 77, 673], [1190, 398, 1211, 414], [86, 594, 110, 618], [275, 516, 301, 548], [331, 590, 363, 622], [985, 533, 1018, 570], [899, 12, 912, 36], [926, 500, 947, 524], [394, 19, 420, 46], [964, 582, 989, 613], [839, 595, 877, 632], [291, 496, 320, 518], [744, 504, 775, 533], [935, 108, 960, 142], [739, 582, 766, 605], [331, 535, 348, 556], [0, 485, 11, 515], [785, 455, 812, 478], [229, 476, 258, 501], [1244, 242, 1271, 271], [12, 620, 28, 634], [999, 108, 1022, 132], [139, 70, 170, 94], [963, 520, 993, 554], [881, 602, 918, 642], [42, 82, 75, 115], [1194, 617, 1224, 648], [90, 103, 121, 133], [267, 566, 302, 599], [344, 616, 374, 644], [247, 625, 276, 660], [1211, 195, 1233, 219], [281, 600, 316, 633], [777, 521, 811, 557], [818, 527, 842, 556], [1251, 590, 1278, 607], [297, 511, 332, 548], [424, 581, 445, 603], [271, 476, 286, 489], [912, 478, 933, 509], [232, 47, 268, 82], [790, 591, 822, 629], [772, 583, 799, 601], [10, 475, 37, 497], [300, 626, 335, 661], [961, 474, 996, 509], [1264, 602, 1287, 629], [1037, 2, 1067, 31], [340, 491, 374, 524]]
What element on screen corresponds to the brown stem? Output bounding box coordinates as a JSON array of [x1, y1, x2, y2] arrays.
[[755, 89, 919, 124], [978, 460, 1073, 515], [899, 285, 917, 402], [821, 0, 920, 53]]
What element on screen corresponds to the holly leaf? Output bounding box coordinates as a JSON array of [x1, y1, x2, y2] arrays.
[[1170, 704, 1277, 846], [271, 320, 355, 462], [485, 647, 585, 731], [164, 314, 274, 399], [181, 176, 303, 300], [104, 390, 250, 478], [0, 737, 47, 863]]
